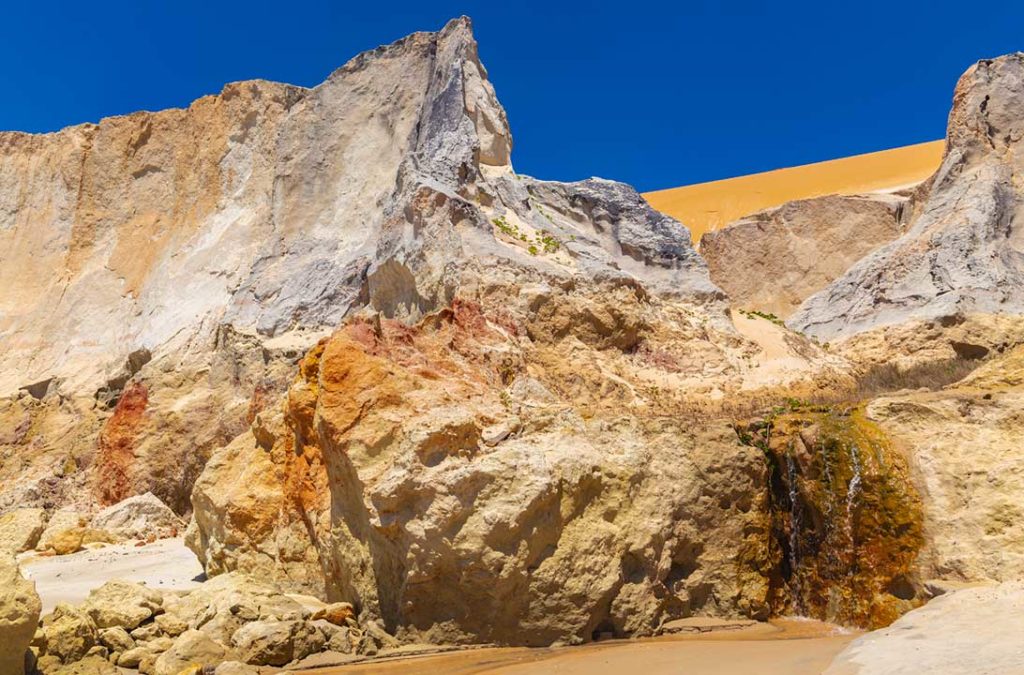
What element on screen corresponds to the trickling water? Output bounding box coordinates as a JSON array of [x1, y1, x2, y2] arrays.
[[735, 406, 925, 629], [785, 453, 803, 614], [845, 442, 863, 573]]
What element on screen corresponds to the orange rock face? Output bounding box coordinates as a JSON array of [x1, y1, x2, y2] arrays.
[[94, 382, 149, 506]]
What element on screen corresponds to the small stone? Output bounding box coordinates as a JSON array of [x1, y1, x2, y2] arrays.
[[98, 626, 135, 653], [131, 622, 165, 642], [310, 602, 354, 626], [116, 646, 150, 668], [154, 613, 189, 637]]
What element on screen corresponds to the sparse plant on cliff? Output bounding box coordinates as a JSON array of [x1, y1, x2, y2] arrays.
[[740, 308, 785, 326]]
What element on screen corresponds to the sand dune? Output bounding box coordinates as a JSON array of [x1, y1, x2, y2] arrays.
[[643, 140, 944, 242]]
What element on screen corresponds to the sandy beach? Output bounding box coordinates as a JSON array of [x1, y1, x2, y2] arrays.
[[19, 537, 204, 613]]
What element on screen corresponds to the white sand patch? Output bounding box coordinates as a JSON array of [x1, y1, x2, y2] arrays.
[[19, 537, 203, 613]]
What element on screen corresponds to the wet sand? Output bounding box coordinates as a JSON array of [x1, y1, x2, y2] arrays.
[[308, 619, 856, 675]]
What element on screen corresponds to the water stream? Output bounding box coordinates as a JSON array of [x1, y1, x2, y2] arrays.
[[736, 405, 924, 628]]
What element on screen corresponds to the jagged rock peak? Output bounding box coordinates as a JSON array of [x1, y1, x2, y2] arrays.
[[0, 16, 716, 398], [789, 52, 1024, 340]]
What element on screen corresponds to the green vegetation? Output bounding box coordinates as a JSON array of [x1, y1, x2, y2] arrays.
[[492, 215, 562, 255], [739, 308, 785, 326]]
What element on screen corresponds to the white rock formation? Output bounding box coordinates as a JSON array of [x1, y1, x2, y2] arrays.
[[89, 492, 184, 540], [824, 583, 1024, 674], [791, 53, 1024, 339]]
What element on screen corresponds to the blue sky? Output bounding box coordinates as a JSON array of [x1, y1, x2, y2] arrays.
[[2, 1, 1022, 191]]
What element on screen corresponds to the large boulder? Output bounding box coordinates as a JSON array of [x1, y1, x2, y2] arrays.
[[36, 510, 89, 552], [81, 580, 163, 630], [230, 619, 324, 666], [41, 603, 98, 664], [0, 554, 41, 675], [152, 630, 228, 675], [89, 493, 183, 541], [188, 317, 771, 646], [825, 583, 1024, 674], [0, 508, 47, 555], [701, 193, 909, 320]]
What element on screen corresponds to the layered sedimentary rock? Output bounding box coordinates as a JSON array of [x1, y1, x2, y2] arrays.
[[4, 11, 1024, 657], [701, 193, 910, 320], [0, 17, 723, 515], [188, 304, 778, 645], [790, 53, 1024, 339], [868, 343, 1024, 582]]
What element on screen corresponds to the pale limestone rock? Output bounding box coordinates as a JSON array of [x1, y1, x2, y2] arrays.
[[160, 573, 307, 645], [214, 662, 260, 675], [824, 583, 1024, 674], [792, 53, 1024, 339], [96, 626, 134, 653], [152, 630, 228, 675], [0, 507, 47, 555], [230, 619, 322, 666], [81, 580, 163, 629], [153, 612, 188, 637], [701, 193, 909, 320], [89, 493, 183, 541], [0, 554, 41, 675], [115, 646, 152, 668]]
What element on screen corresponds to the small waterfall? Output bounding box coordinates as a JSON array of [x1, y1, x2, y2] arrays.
[[845, 442, 863, 572], [785, 454, 803, 614], [735, 405, 925, 629]]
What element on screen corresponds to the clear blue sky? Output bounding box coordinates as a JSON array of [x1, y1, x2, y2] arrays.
[[2, 1, 1022, 191]]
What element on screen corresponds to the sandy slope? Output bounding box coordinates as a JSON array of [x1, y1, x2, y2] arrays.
[[643, 141, 943, 242]]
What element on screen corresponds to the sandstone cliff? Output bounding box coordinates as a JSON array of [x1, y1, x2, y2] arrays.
[[4, 14, 1024, 658], [790, 53, 1024, 340], [701, 192, 912, 319], [0, 17, 726, 514]]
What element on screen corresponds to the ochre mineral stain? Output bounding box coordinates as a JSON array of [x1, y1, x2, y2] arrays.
[[736, 404, 924, 628]]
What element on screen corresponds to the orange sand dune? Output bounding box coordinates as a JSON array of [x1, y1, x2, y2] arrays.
[[643, 140, 944, 242]]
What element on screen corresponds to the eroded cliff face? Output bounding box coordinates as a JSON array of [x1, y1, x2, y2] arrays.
[[4, 13, 1024, 655], [188, 293, 779, 645], [701, 193, 911, 320], [0, 17, 728, 513], [868, 344, 1024, 583], [790, 53, 1024, 340]]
